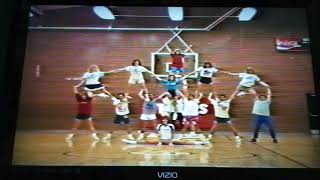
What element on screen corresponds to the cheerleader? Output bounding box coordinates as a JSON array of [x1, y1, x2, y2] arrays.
[[65, 86, 99, 140], [226, 66, 270, 96], [169, 49, 187, 75], [195, 62, 228, 92], [155, 70, 197, 97], [136, 90, 167, 140], [103, 93, 133, 140], [180, 91, 203, 134], [75, 65, 112, 98], [109, 59, 156, 94], [208, 92, 241, 142]]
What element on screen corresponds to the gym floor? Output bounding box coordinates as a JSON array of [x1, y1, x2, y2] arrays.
[[12, 130, 320, 168]]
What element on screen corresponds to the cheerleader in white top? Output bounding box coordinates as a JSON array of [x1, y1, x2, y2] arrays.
[[180, 91, 203, 133], [156, 117, 175, 145], [75, 65, 112, 98], [208, 92, 241, 142], [226, 67, 270, 96], [109, 59, 156, 94], [103, 93, 133, 140]]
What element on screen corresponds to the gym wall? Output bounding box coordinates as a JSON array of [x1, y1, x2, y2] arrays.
[[17, 8, 314, 132]]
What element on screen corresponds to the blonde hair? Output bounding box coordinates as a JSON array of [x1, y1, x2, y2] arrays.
[[88, 65, 100, 73]]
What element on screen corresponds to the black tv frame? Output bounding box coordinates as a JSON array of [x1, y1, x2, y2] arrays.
[[1, 0, 320, 179]]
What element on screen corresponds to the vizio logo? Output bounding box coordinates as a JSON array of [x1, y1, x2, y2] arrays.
[[157, 172, 178, 179]]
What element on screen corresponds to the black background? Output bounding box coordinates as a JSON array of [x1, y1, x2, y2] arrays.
[[0, 0, 319, 179]]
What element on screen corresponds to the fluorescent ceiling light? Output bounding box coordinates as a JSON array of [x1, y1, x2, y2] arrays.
[[238, 7, 257, 21], [93, 6, 115, 20], [168, 7, 183, 21]]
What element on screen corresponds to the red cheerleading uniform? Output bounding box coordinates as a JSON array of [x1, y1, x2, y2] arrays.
[[75, 94, 92, 115], [170, 53, 185, 68]]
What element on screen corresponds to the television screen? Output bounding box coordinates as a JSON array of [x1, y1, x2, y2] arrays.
[[10, 4, 320, 173]]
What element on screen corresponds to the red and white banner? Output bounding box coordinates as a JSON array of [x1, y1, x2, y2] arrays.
[[156, 98, 215, 130]]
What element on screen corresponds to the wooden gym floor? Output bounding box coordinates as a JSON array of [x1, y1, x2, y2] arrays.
[[12, 130, 320, 168]]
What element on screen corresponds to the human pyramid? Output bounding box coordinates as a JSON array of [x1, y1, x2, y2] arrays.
[[66, 49, 278, 145]]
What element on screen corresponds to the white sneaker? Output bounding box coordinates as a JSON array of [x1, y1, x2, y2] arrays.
[[201, 141, 210, 145], [193, 141, 203, 145], [168, 142, 174, 146], [91, 140, 99, 148], [91, 133, 100, 140], [98, 93, 110, 98], [127, 134, 135, 140], [65, 139, 74, 147], [199, 134, 206, 140], [235, 136, 241, 143], [157, 142, 162, 146], [65, 133, 74, 140], [236, 92, 248, 96], [103, 133, 112, 140], [137, 133, 144, 141], [207, 134, 213, 140], [122, 139, 137, 144]]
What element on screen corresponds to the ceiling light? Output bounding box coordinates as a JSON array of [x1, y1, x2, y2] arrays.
[[238, 7, 257, 21], [168, 7, 183, 21], [93, 6, 115, 20]]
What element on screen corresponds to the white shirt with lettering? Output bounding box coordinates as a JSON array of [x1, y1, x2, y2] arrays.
[[197, 67, 219, 78], [210, 99, 231, 118], [182, 98, 200, 116]]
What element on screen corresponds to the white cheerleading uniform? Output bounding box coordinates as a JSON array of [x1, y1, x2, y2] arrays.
[[156, 123, 175, 140], [123, 66, 150, 84], [210, 99, 231, 118], [82, 72, 105, 91], [238, 73, 261, 88]]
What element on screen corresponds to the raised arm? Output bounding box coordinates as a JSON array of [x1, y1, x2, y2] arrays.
[[102, 71, 112, 76], [208, 92, 217, 101], [108, 67, 128, 73], [225, 71, 239, 76], [180, 70, 198, 81], [258, 81, 270, 87], [124, 93, 133, 99], [195, 90, 203, 100], [267, 87, 272, 101], [166, 45, 173, 53], [142, 67, 156, 76], [153, 92, 171, 101], [176, 90, 186, 98], [229, 91, 238, 100], [155, 75, 166, 81]]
